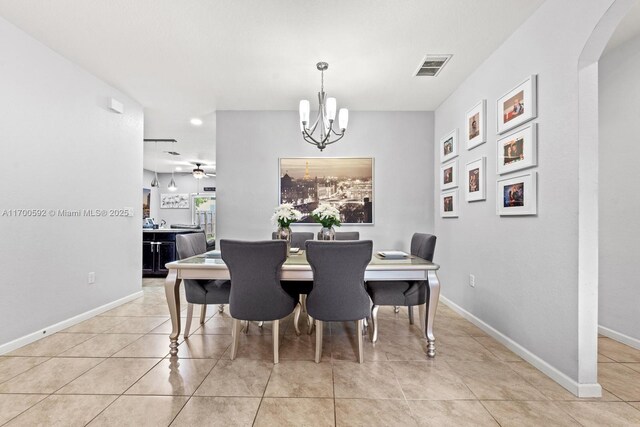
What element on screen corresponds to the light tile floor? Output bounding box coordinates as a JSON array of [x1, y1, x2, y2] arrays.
[[1, 278, 639, 426]]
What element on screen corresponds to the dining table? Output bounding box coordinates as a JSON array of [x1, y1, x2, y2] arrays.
[[164, 249, 441, 358]]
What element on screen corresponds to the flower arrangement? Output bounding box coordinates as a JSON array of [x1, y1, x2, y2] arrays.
[[271, 203, 303, 228], [311, 204, 342, 228]]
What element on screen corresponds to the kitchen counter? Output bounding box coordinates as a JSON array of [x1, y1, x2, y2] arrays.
[[143, 228, 202, 233]]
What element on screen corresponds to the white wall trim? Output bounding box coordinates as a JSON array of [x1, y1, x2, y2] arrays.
[[0, 291, 143, 355], [599, 325, 640, 351], [440, 295, 602, 398]]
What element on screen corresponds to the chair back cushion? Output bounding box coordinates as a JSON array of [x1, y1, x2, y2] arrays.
[[221, 240, 295, 321], [271, 231, 314, 248], [176, 233, 207, 259], [334, 231, 360, 240], [305, 240, 372, 321], [410, 233, 437, 261]]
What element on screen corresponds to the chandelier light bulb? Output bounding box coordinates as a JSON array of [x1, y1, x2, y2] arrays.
[[326, 97, 337, 121], [299, 100, 310, 127], [339, 108, 349, 130]]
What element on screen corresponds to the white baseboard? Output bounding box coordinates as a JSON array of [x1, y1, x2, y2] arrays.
[[440, 295, 602, 398], [0, 291, 143, 355], [598, 325, 640, 351]]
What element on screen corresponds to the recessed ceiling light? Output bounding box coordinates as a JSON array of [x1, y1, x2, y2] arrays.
[[175, 166, 182, 171], [190, 118, 203, 126]]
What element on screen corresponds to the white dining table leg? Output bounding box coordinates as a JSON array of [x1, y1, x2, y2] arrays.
[[425, 270, 441, 358], [164, 269, 182, 356]]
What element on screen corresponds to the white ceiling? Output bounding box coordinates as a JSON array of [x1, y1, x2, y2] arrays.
[[0, 0, 546, 172], [604, 0, 640, 54]]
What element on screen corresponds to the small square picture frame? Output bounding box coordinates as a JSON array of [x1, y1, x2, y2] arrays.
[[497, 123, 538, 175], [497, 75, 537, 134], [465, 100, 486, 150], [441, 189, 459, 218], [496, 171, 537, 216], [440, 129, 458, 163], [465, 156, 486, 202], [440, 159, 458, 190]]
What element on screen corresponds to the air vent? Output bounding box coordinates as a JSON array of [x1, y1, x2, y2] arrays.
[[414, 54, 452, 77], [165, 151, 181, 156]]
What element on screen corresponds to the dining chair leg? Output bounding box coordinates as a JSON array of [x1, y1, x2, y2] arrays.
[[362, 317, 368, 335], [184, 303, 194, 339], [300, 294, 307, 313], [307, 315, 315, 335], [408, 305, 414, 325], [394, 306, 400, 313], [258, 321, 264, 328], [272, 320, 280, 364], [293, 303, 302, 336], [418, 303, 427, 339], [244, 320, 250, 334], [315, 320, 323, 363], [230, 318, 241, 360], [371, 305, 379, 343], [357, 319, 364, 363], [200, 304, 207, 324], [218, 304, 225, 313]]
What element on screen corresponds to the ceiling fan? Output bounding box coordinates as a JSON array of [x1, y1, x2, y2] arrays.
[[191, 162, 216, 179]]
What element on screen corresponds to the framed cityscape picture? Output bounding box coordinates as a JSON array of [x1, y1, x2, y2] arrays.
[[497, 74, 537, 134], [465, 100, 486, 150], [497, 123, 537, 175], [465, 157, 486, 202], [496, 171, 537, 216], [279, 157, 374, 224], [440, 128, 458, 163], [441, 189, 459, 218], [440, 159, 458, 190]]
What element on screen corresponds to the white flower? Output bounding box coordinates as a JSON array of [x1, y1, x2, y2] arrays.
[[272, 203, 303, 226]]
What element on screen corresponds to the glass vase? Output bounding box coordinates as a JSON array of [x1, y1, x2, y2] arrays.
[[318, 226, 336, 241], [276, 226, 292, 253]]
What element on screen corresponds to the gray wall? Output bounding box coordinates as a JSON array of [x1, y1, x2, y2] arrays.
[[433, 0, 614, 381], [143, 170, 216, 226], [0, 17, 143, 346], [598, 33, 640, 343], [216, 111, 434, 250]]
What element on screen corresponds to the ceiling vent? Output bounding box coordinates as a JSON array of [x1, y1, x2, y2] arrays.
[[415, 54, 452, 77], [165, 151, 181, 156]]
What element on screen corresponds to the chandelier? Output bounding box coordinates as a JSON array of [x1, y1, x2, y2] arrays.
[[299, 62, 349, 151]]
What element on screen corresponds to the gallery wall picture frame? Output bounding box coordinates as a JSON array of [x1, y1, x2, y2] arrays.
[[278, 157, 374, 225], [497, 123, 538, 175], [440, 128, 458, 163], [465, 157, 486, 202], [440, 159, 458, 191], [496, 171, 537, 216], [497, 74, 537, 134], [441, 189, 459, 218], [465, 100, 486, 150], [160, 193, 190, 209]]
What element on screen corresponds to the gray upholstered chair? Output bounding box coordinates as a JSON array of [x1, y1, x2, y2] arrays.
[[305, 240, 372, 363], [272, 231, 314, 249], [334, 231, 360, 240], [271, 231, 314, 334], [221, 239, 300, 364], [176, 233, 231, 339], [366, 233, 436, 343], [316, 231, 360, 240]]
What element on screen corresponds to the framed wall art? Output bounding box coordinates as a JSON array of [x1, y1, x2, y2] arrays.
[[440, 129, 458, 163], [497, 74, 537, 134], [465, 100, 486, 150], [496, 171, 537, 216], [465, 157, 486, 202], [440, 159, 458, 191], [441, 189, 459, 218], [279, 157, 374, 224], [497, 123, 538, 175], [160, 193, 190, 209]]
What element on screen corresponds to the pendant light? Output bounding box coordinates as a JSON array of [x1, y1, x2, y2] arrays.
[[168, 170, 177, 191], [150, 141, 160, 187]]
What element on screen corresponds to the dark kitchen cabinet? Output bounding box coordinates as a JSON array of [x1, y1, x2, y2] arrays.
[[142, 230, 197, 277]]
